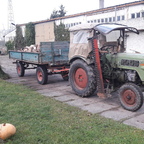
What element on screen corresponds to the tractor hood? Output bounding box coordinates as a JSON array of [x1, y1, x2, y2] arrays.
[[106, 53, 144, 68], [116, 53, 144, 61]]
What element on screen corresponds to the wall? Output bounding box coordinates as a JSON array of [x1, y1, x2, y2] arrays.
[[35, 21, 55, 45], [126, 31, 144, 53]]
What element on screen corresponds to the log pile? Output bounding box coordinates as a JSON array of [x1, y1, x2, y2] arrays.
[[22, 45, 40, 52]]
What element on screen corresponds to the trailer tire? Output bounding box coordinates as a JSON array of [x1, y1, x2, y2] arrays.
[[36, 66, 48, 85], [69, 59, 96, 97], [16, 62, 25, 77], [118, 83, 143, 111]]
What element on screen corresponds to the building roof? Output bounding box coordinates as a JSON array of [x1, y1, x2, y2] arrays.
[[19, 0, 144, 26]]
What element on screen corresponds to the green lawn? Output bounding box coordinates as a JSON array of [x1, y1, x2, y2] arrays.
[[0, 80, 144, 144]]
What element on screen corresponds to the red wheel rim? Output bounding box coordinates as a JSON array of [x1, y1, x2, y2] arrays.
[[122, 89, 136, 106], [17, 66, 21, 74], [74, 68, 88, 89], [37, 70, 43, 81]]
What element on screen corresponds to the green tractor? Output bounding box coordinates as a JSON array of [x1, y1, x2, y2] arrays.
[[69, 23, 144, 111]]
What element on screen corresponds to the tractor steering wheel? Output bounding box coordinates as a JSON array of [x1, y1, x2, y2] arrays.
[[100, 45, 117, 53]]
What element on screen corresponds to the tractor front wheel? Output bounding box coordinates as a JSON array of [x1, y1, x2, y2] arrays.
[[69, 59, 96, 97], [118, 83, 143, 111], [36, 66, 48, 85]]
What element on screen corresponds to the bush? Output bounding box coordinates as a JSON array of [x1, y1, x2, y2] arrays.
[[5, 40, 14, 51]]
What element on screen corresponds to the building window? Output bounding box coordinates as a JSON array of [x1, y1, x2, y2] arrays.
[[136, 12, 140, 18], [105, 18, 108, 22], [113, 17, 115, 22], [122, 15, 125, 20], [91, 20, 93, 23], [98, 19, 100, 23], [117, 16, 120, 21], [109, 17, 112, 22], [79, 22, 81, 24], [65, 24, 69, 28], [87, 21, 90, 23], [142, 12, 144, 17], [94, 20, 96, 23], [131, 13, 135, 19], [101, 19, 104, 23]]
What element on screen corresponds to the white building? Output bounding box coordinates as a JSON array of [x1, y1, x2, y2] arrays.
[[4, 29, 16, 42], [5, 0, 144, 52]]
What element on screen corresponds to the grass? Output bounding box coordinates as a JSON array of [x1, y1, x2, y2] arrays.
[[0, 80, 144, 144]]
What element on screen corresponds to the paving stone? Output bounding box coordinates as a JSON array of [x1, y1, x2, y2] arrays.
[[81, 102, 118, 114], [101, 108, 135, 121], [41, 91, 66, 97], [6, 78, 28, 83], [123, 114, 144, 130], [66, 98, 100, 108], [102, 96, 120, 107], [54, 94, 80, 102]]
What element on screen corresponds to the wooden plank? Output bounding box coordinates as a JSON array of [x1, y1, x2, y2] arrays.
[[40, 41, 69, 65]]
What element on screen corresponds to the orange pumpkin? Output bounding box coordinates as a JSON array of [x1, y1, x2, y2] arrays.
[[0, 123, 16, 140]]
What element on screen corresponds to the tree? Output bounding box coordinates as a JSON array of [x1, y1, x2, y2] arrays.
[[25, 22, 35, 46], [50, 5, 66, 19], [15, 25, 25, 50], [54, 22, 70, 41], [50, 10, 59, 19], [59, 5, 66, 17], [5, 40, 14, 51]]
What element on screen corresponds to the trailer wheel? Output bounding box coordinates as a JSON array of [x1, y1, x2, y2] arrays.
[[61, 71, 69, 81], [118, 83, 143, 111], [69, 59, 96, 97], [16, 62, 25, 77], [36, 66, 48, 85]]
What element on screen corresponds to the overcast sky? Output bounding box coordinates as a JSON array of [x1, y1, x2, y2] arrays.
[[0, 0, 135, 30]]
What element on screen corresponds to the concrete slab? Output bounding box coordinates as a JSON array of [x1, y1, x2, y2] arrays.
[[102, 96, 120, 107], [66, 98, 101, 108], [6, 78, 28, 83], [101, 108, 135, 121], [54, 94, 80, 102], [81, 102, 119, 114], [41, 91, 67, 97], [123, 114, 144, 130]]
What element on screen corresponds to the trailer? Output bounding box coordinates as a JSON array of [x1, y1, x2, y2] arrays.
[[9, 41, 69, 84]]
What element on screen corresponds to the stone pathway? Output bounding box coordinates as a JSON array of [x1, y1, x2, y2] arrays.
[[0, 55, 144, 130]]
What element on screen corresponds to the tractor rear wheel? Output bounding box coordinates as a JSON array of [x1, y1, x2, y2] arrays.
[[118, 83, 143, 111], [16, 62, 25, 77], [36, 66, 48, 85], [69, 59, 96, 97]]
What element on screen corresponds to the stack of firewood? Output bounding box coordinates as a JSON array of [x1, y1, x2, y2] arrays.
[[22, 45, 40, 52]]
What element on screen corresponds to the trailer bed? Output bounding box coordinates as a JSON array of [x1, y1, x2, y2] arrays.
[[9, 41, 69, 65]]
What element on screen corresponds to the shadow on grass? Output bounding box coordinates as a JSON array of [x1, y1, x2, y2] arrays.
[[0, 65, 10, 80]]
